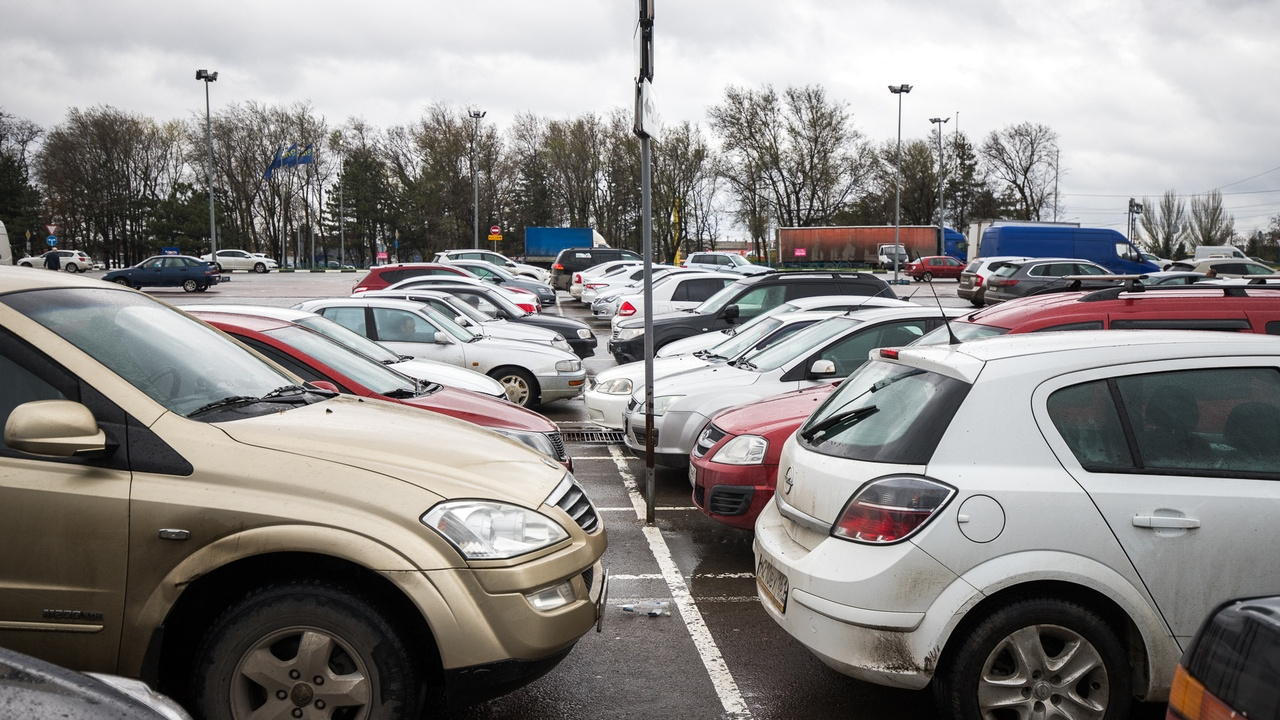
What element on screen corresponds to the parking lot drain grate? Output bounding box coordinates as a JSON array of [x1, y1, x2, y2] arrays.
[[562, 431, 626, 444]]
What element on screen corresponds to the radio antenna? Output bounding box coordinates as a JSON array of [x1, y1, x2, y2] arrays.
[[925, 279, 962, 345]]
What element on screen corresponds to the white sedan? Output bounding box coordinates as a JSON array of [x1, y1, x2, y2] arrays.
[[623, 306, 963, 466], [603, 271, 739, 324], [294, 297, 586, 407], [200, 248, 277, 273]]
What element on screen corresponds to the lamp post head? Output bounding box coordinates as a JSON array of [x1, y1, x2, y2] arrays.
[[470, 110, 486, 120], [930, 117, 949, 124], [195, 69, 218, 82], [888, 84, 912, 94]]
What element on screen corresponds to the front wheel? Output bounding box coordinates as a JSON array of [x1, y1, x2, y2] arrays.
[[192, 582, 423, 720], [254, 262, 268, 273], [491, 367, 538, 407], [922, 271, 934, 282], [182, 279, 199, 292], [934, 597, 1130, 720], [112, 277, 133, 288]]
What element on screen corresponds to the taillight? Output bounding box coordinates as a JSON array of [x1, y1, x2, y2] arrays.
[[553, 263, 565, 270], [973, 276, 984, 287], [831, 476, 954, 544], [1166, 663, 1236, 720], [619, 301, 636, 316], [990, 278, 1018, 287], [586, 282, 608, 290], [879, 348, 900, 359], [573, 273, 583, 284]]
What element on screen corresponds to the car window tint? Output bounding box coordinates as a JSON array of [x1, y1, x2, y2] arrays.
[[1047, 381, 1134, 470], [1116, 368, 1280, 475], [0, 351, 67, 453], [1034, 321, 1105, 332], [319, 307, 368, 337], [734, 285, 788, 320], [1075, 264, 1108, 275], [372, 308, 433, 343]]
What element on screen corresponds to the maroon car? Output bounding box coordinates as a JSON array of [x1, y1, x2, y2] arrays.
[[192, 311, 572, 470], [689, 382, 839, 529], [350, 262, 472, 294], [904, 255, 964, 282]]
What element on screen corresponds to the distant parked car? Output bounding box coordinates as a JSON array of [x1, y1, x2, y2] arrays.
[[379, 275, 542, 314], [103, 254, 223, 292], [350, 262, 473, 294], [569, 259, 643, 299], [444, 259, 557, 306], [608, 271, 739, 323], [682, 251, 772, 276], [433, 248, 550, 283], [956, 256, 1031, 307], [904, 255, 965, 282], [1167, 257, 1276, 277], [983, 257, 1112, 304], [550, 247, 643, 290], [200, 248, 277, 273], [17, 249, 92, 273]]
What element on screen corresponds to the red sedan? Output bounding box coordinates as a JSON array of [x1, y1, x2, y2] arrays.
[[689, 382, 839, 529], [905, 255, 965, 282], [192, 311, 572, 470]]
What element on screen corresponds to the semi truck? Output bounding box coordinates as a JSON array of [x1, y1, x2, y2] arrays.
[[776, 226, 966, 268], [523, 227, 608, 266]]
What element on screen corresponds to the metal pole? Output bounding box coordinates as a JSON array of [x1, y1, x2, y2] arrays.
[[890, 85, 911, 283], [203, 78, 217, 254], [339, 164, 345, 266], [471, 111, 485, 249], [641, 134, 655, 525], [930, 117, 949, 256]]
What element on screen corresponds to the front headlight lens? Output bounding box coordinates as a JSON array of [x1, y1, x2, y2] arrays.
[[492, 428, 560, 460], [594, 377, 634, 395], [422, 501, 569, 560], [617, 327, 645, 341], [711, 435, 769, 465], [552, 336, 573, 352], [556, 359, 582, 372], [576, 328, 594, 339], [650, 395, 682, 416]]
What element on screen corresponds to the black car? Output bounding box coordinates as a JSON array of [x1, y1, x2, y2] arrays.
[[103, 255, 224, 292], [368, 283, 598, 358], [1168, 595, 1280, 720], [607, 271, 896, 363], [550, 247, 642, 290], [0, 645, 191, 719]]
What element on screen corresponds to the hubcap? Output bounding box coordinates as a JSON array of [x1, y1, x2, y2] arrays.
[[230, 627, 371, 720], [976, 623, 1109, 720]]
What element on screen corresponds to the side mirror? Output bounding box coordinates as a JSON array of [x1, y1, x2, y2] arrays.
[[722, 304, 740, 321], [4, 400, 107, 457], [808, 359, 837, 378], [433, 331, 453, 345], [310, 380, 340, 394], [455, 315, 471, 327]]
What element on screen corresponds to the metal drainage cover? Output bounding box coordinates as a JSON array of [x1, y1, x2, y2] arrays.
[[562, 430, 626, 444]]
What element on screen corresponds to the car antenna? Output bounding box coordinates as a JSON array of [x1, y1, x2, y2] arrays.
[[925, 278, 962, 345]]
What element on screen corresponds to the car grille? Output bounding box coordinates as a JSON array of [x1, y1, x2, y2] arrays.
[[546, 477, 600, 534], [611, 327, 622, 342], [548, 432, 567, 462], [582, 566, 594, 592], [693, 424, 727, 458], [631, 424, 656, 447], [707, 486, 754, 516], [693, 483, 705, 508]]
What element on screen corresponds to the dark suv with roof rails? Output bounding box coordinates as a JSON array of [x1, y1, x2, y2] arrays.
[[916, 279, 1280, 344], [607, 271, 896, 363]]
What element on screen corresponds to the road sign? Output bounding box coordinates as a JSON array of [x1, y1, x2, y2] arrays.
[[46, 224, 58, 235], [46, 235, 57, 247], [488, 225, 503, 242]]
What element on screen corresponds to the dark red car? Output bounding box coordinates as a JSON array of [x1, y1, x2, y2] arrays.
[[904, 255, 965, 282], [192, 311, 572, 470], [690, 382, 839, 529], [350, 262, 472, 294]]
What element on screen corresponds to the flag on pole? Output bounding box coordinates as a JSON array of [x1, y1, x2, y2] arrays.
[[296, 144, 315, 165], [280, 143, 300, 168], [263, 144, 284, 179]]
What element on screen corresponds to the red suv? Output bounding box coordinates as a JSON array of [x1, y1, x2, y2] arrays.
[[904, 255, 964, 282], [351, 262, 472, 294]]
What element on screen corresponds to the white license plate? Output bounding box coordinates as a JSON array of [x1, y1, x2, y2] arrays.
[[755, 556, 789, 614], [688, 463, 698, 488]]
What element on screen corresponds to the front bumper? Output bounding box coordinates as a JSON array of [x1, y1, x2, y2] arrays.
[[623, 407, 703, 467], [607, 336, 643, 364], [567, 336, 596, 359], [689, 454, 776, 531], [582, 387, 630, 430], [536, 371, 588, 403]]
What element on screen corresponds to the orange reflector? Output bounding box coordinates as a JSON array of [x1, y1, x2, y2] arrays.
[[1166, 664, 1240, 720]]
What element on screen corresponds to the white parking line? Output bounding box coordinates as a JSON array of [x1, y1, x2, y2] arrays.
[[607, 445, 752, 719]]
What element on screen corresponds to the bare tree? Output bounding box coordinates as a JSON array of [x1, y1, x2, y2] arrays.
[[980, 122, 1058, 220], [1137, 190, 1189, 259], [1187, 189, 1235, 248]]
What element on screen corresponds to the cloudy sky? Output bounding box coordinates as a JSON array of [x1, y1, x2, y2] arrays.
[[3, 0, 1278, 239]]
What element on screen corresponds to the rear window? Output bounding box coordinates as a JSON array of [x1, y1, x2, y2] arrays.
[[797, 360, 971, 464], [915, 321, 1009, 345]]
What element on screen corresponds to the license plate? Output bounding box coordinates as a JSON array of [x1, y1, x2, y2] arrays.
[[688, 463, 698, 488], [755, 556, 789, 614]]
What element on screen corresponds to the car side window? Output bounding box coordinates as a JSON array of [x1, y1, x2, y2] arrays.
[[373, 309, 432, 343], [0, 351, 68, 454], [1047, 381, 1134, 470], [733, 285, 787, 320], [820, 321, 927, 376], [1075, 264, 1108, 276], [319, 307, 368, 337]]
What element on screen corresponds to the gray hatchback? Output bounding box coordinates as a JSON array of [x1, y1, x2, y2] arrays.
[[983, 257, 1112, 304]]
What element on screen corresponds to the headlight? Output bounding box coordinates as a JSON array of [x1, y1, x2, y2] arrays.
[[492, 428, 560, 460], [594, 377, 634, 395], [650, 395, 682, 416], [576, 328, 594, 339], [617, 327, 645, 341], [422, 501, 569, 560], [552, 336, 573, 352], [711, 434, 769, 465], [555, 359, 582, 372]]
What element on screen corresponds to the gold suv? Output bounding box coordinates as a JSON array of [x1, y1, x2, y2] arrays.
[[0, 267, 607, 718]]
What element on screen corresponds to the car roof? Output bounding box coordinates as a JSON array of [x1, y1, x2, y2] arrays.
[[300, 297, 426, 311], [187, 310, 294, 333], [177, 304, 314, 322], [0, 264, 109, 292], [964, 285, 1280, 330]]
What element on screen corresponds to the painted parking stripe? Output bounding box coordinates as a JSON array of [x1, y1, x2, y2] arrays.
[[608, 445, 752, 719]]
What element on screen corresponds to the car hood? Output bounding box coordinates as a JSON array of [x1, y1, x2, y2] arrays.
[[616, 307, 705, 330], [389, 358, 505, 397], [216, 396, 564, 507], [402, 385, 554, 433], [712, 382, 839, 438], [476, 321, 559, 344], [472, 335, 577, 362], [650, 363, 762, 398], [597, 355, 715, 384]]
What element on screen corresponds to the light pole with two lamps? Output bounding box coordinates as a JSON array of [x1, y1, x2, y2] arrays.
[[929, 116, 949, 256], [888, 84, 912, 284], [470, 110, 485, 249], [195, 69, 218, 255]]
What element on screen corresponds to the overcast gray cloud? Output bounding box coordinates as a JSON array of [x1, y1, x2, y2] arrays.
[[3, 0, 1278, 235]]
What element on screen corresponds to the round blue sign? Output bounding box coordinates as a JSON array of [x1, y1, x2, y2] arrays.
[[46, 235, 57, 247]]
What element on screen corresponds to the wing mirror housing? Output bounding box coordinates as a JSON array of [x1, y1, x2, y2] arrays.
[[4, 400, 107, 457], [808, 359, 838, 379]]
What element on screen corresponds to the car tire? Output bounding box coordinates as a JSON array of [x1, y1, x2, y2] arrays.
[[214, 263, 224, 273], [491, 366, 538, 407], [112, 277, 133, 288], [64, 262, 79, 273], [254, 262, 268, 273], [196, 284, 208, 292], [922, 271, 933, 282], [934, 597, 1131, 720], [191, 582, 423, 720], [182, 279, 199, 292]]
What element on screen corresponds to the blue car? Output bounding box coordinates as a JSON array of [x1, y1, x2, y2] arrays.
[[104, 255, 224, 292]]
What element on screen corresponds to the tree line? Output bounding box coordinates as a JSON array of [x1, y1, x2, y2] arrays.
[[1, 85, 1269, 268]]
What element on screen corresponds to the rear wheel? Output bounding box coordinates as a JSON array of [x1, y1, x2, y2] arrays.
[[113, 277, 133, 288], [182, 279, 199, 292], [922, 271, 934, 282], [934, 597, 1130, 720], [491, 367, 538, 407], [254, 262, 268, 273]]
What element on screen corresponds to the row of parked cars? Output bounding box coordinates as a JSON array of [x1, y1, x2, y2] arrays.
[[574, 253, 1280, 719], [0, 252, 620, 718]]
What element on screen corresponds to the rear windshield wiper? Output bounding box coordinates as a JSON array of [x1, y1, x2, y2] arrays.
[[800, 405, 879, 443]]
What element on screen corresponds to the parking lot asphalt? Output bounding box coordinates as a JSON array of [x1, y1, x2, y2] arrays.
[[159, 270, 1166, 719]]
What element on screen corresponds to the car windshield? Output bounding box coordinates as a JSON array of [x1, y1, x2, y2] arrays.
[[727, 255, 749, 266], [266, 326, 417, 397], [740, 316, 863, 372], [693, 280, 750, 315], [5, 288, 303, 418], [797, 359, 971, 464], [416, 304, 475, 342], [914, 321, 1009, 346], [293, 315, 401, 363]]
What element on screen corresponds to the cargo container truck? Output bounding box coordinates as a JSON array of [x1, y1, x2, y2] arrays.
[[523, 227, 608, 266], [776, 226, 966, 268]]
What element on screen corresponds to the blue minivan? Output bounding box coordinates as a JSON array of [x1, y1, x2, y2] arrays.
[[978, 224, 1158, 274]]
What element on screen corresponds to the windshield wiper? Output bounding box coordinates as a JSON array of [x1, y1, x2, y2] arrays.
[[186, 395, 262, 418], [731, 358, 758, 371], [800, 405, 879, 442]]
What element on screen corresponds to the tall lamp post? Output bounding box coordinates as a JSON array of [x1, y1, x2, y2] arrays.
[[195, 69, 218, 254], [470, 110, 486, 249], [888, 84, 912, 284], [929, 116, 949, 256]]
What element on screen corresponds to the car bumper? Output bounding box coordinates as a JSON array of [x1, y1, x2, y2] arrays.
[[583, 388, 630, 430], [567, 336, 596, 359], [536, 371, 588, 403], [689, 454, 777, 531], [752, 500, 957, 690], [607, 337, 642, 364], [622, 408, 704, 467]]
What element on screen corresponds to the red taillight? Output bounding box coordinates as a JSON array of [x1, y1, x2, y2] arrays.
[[573, 273, 583, 283], [831, 476, 953, 544], [991, 278, 1018, 287], [973, 275, 984, 287], [879, 348, 900, 359], [619, 301, 636, 316], [553, 263, 565, 271], [586, 282, 608, 290]]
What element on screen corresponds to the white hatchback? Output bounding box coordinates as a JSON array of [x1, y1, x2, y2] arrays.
[[754, 330, 1280, 718]]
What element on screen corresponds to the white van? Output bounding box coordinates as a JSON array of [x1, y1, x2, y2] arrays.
[[0, 221, 11, 265], [1194, 244, 1247, 260], [876, 243, 909, 269]]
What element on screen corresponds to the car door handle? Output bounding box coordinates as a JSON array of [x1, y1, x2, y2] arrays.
[[1132, 515, 1200, 529]]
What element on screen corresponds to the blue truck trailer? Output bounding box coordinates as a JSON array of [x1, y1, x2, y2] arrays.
[[523, 227, 607, 266], [978, 224, 1158, 274]]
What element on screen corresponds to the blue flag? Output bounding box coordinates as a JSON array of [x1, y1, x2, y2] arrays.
[[297, 144, 315, 165], [263, 144, 283, 179], [281, 143, 300, 168]]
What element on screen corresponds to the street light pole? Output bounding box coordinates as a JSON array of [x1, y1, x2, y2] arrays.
[[196, 69, 218, 254], [930, 116, 949, 256], [470, 110, 486, 249], [889, 84, 912, 284]]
